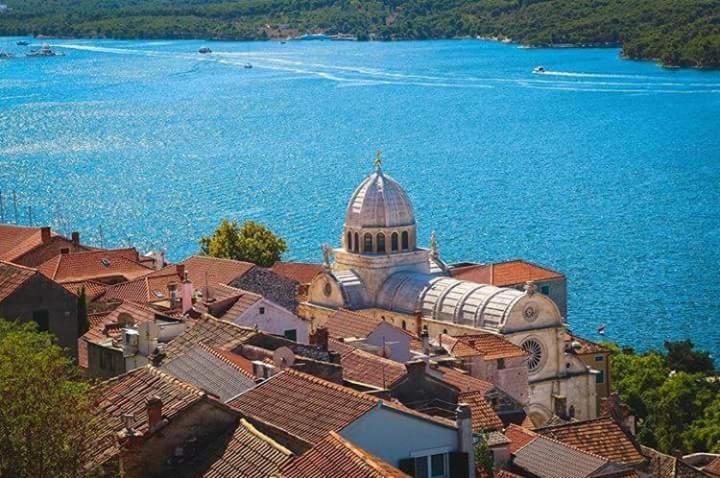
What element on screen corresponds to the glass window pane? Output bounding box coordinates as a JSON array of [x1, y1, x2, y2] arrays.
[[431, 454, 445, 476], [415, 456, 429, 478]]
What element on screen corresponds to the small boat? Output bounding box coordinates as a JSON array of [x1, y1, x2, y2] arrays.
[[244, 63, 252, 69], [16, 40, 30, 46], [27, 43, 62, 57], [198, 47, 212, 54], [0, 50, 15, 59], [532, 66, 545, 73]]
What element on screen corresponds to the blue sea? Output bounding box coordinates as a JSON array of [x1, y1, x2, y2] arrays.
[[1, 38, 719, 355]]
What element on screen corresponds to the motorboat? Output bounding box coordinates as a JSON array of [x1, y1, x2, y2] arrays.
[[16, 40, 30, 46], [27, 43, 62, 57], [244, 63, 253, 69], [532, 66, 545, 73], [198, 46, 212, 54]]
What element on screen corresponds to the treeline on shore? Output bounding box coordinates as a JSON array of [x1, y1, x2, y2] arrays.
[[0, 0, 719, 67]]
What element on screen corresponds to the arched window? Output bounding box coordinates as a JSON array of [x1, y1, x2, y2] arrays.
[[354, 233, 359, 253], [377, 233, 386, 253], [401, 231, 409, 250], [363, 233, 373, 253], [391, 232, 399, 252], [346, 231, 352, 251]]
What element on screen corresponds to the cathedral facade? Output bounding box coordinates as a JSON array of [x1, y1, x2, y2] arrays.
[[304, 162, 598, 425]]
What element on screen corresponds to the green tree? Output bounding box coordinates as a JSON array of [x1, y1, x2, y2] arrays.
[[77, 287, 89, 337], [0, 320, 94, 478], [683, 396, 720, 453], [199, 219, 287, 267], [474, 432, 493, 477], [664, 340, 715, 374]]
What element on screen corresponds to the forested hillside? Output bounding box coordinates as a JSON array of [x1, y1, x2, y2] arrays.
[[1, 0, 719, 67]]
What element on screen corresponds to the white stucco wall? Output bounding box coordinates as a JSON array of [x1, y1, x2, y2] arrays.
[[230, 299, 310, 344], [340, 405, 459, 468], [367, 322, 412, 362]]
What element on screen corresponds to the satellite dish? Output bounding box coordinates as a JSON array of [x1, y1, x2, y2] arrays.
[[273, 347, 295, 369]]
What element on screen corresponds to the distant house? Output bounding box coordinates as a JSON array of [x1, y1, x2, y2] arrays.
[[37, 248, 153, 285], [450, 260, 567, 317], [323, 308, 412, 362], [0, 260, 80, 357], [0, 224, 92, 267], [229, 369, 475, 477], [562, 331, 610, 415], [438, 333, 529, 405]]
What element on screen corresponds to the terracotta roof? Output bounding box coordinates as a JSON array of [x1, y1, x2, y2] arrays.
[[440, 333, 528, 360], [194, 284, 263, 320], [459, 391, 503, 432], [705, 458, 720, 477], [163, 315, 257, 361], [61, 280, 108, 301], [0, 224, 65, 262], [161, 344, 257, 402], [505, 424, 538, 453], [270, 262, 323, 284], [149, 255, 255, 286], [37, 248, 152, 283], [329, 337, 357, 355], [496, 470, 526, 478], [0, 260, 37, 302], [563, 332, 609, 355], [434, 366, 495, 395], [512, 434, 610, 478], [640, 446, 713, 478], [229, 369, 454, 446], [537, 417, 645, 465], [450, 260, 564, 287], [177, 418, 292, 478], [86, 365, 209, 469], [338, 346, 407, 389], [280, 431, 410, 478], [325, 308, 383, 339]]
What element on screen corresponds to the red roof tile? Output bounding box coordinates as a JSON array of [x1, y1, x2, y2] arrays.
[[281, 431, 410, 478], [326, 308, 383, 339], [0, 224, 51, 262], [459, 391, 503, 432], [149, 256, 255, 286], [505, 424, 538, 454], [86, 366, 208, 469], [270, 262, 323, 284], [37, 248, 152, 283], [0, 260, 37, 302], [440, 334, 528, 360], [434, 366, 495, 395], [61, 280, 108, 301], [562, 332, 609, 355], [339, 346, 407, 389], [451, 260, 564, 287], [536, 417, 645, 465], [163, 315, 257, 361], [704, 458, 720, 477]]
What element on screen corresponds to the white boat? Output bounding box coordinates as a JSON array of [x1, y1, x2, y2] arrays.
[[244, 63, 253, 69], [27, 43, 62, 57], [532, 66, 545, 73]]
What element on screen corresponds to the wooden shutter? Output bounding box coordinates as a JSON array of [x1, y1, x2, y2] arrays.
[[448, 452, 469, 478], [398, 457, 416, 476]]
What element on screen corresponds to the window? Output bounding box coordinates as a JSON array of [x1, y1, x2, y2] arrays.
[[354, 233, 359, 253], [376, 233, 386, 253], [541, 285, 550, 295], [415, 456, 429, 478], [401, 320, 407, 330], [259, 307, 265, 315], [401, 231, 409, 250], [346, 231, 352, 250], [391, 232, 399, 252], [595, 355, 604, 362], [596, 370, 605, 384], [497, 358, 505, 370], [32, 310, 49, 332], [363, 233, 373, 253], [284, 329, 297, 341], [521, 338, 544, 373], [431, 453, 446, 477]]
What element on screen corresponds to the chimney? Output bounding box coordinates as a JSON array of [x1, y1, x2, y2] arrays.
[[175, 264, 185, 279], [404, 360, 427, 380], [167, 282, 179, 309], [146, 395, 163, 433], [414, 309, 422, 336], [40, 226, 51, 244], [310, 326, 329, 351], [71, 231, 80, 250], [421, 330, 430, 355], [456, 403, 475, 478], [181, 271, 193, 314]]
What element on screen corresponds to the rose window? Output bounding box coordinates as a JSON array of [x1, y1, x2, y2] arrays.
[[522, 339, 544, 372]]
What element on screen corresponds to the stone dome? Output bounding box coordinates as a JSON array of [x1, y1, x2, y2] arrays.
[[345, 168, 415, 229]]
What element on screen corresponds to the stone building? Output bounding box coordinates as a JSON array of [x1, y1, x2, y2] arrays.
[[303, 161, 598, 426]]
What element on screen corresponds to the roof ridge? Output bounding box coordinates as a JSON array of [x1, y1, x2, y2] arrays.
[[187, 254, 255, 266], [145, 364, 206, 396], [0, 260, 38, 272], [240, 418, 293, 456], [284, 369, 379, 404], [534, 433, 611, 463], [198, 343, 257, 381], [327, 431, 395, 475], [537, 416, 615, 430]]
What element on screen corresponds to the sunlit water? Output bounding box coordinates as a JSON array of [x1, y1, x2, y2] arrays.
[[1, 38, 719, 355]]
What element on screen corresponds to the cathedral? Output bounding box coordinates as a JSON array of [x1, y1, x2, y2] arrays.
[[303, 159, 598, 425]]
